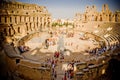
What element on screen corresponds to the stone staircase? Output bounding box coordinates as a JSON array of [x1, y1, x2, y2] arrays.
[[55, 62, 64, 80]]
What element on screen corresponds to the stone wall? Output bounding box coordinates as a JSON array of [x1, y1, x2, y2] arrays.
[[0, 1, 52, 79], [74, 4, 120, 27], [0, 0, 51, 44]]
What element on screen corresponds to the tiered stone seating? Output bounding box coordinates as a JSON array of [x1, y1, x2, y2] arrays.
[[75, 72, 84, 80], [2, 42, 51, 80], [82, 68, 89, 80], [20, 59, 42, 68], [2, 22, 120, 80], [110, 33, 119, 45], [88, 64, 98, 79], [1, 0, 120, 79], [16, 64, 51, 80], [73, 23, 120, 80], [9, 56, 51, 80]]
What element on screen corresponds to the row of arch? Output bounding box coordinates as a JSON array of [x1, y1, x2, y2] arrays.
[[84, 13, 119, 22], [2, 21, 51, 37], [0, 16, 51, 25]]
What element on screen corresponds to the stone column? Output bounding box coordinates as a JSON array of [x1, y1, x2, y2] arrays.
[[111, 14, 115, 22]]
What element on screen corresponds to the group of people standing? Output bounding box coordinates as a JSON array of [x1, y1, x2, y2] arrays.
[[54, 51, 64, 59], [18, 45, 30, 53]]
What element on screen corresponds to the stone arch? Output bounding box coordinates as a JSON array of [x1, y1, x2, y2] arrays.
[[20, 16, 22, 22], [15, 16, 17, 23], [48, 22, 50, 28], [95, 16, 97, 21], [8, 25, 15, 36], [3, 28, 7, 36], [10, 16, 12, 23], [33, 17, 35, 22], [109, 14, 112, 21], [37, 17, 39, 22], [30, 23, 34, 31], [26, 23, 29, 31], [5, 16, 7, 23], [9, 28, 13, 36], [36, 22, 39, 29], [84, 14, 87, 21], [44, 22, 46, 28], [30, 23, 32, 31], [100, 15, 102, 21], [34, 23, 37, 31], [115, 14, 118, 22], [40, 17, 42, 22], [18, 27, 21, 33], [91, 15, 95, 21], [40, 23, 42, 29]]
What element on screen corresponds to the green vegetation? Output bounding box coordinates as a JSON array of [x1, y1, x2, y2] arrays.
[[52, 22, 74, 27]]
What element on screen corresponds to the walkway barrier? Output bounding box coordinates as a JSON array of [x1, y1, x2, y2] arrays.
[[74, 62, 87, 72]]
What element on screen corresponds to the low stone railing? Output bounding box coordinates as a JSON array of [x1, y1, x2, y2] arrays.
[[16, 64, 51, 80]]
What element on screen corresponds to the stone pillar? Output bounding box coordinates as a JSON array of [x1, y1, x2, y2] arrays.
[[117, 14, 120, 22], [21, 16, 25, 23], [97, 15, 100, 21], [30, 16, 33, 22], [111, 14, 115, 22], [31, 23, 34, 31], [1, 16, 5, 23], [6, 17, 9, 24], [12, 16, 15, 23], [28, 23, 31, 32], [42, 17, 44, 29], [34, 17, 37, 22], [16, 16, 18, 24], [9, 28, 15, 36], [44, 17, 47, 28], [106, 14, 110, 22], [26, 16, 29, 22], [34, 22, 37, 31]]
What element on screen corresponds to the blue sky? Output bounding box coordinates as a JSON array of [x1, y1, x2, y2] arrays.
[[16, 0, 120, 19]]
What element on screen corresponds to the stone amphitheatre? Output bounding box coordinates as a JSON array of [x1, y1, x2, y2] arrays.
[[0, 0, 120, 80]]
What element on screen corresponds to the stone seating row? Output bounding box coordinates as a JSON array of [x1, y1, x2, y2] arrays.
[[73, 44, 118, 80], [4, 55, 52, 80], [73, 39, 120, 80], [16, 64, 51, 80], [79, 51, 120, 80], [2, 42, 52, 80], [74, 62, 108, 80]]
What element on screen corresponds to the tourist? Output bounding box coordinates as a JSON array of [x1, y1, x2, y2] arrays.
[[18, 45, 24, 53], [54, 71, 57, 78], [56, 51, 60, 58], [55, 59, 58, 66], [54, 51, 57, 58], [60, 53, 64, 60], [70, 71, 74, 79], [45, 39, 49, 48], [63, 71, 67, 80]]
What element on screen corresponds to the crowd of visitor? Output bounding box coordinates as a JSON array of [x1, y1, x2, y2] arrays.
[[18, 45, 30, 53]]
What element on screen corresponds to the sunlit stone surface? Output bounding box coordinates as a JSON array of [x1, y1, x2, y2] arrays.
[[0, 0, 120, 80]]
